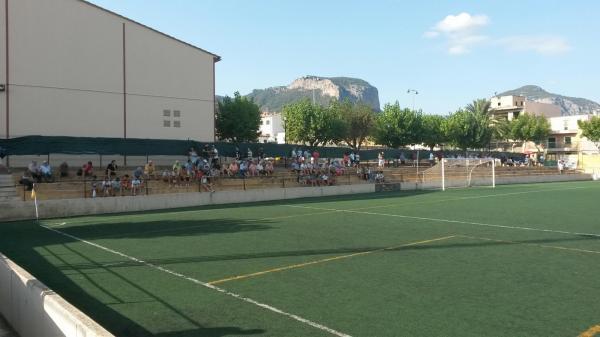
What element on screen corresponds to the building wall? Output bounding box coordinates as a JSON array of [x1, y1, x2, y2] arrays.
[[491, 95, 525, 109], [549, 115, 589, 133], [259, 113, 283, 143], [0, 0, 216, 141], [524, 101, 561, 118]]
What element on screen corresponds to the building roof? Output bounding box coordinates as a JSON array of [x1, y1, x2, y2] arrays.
[[79, 0, 221, 62]]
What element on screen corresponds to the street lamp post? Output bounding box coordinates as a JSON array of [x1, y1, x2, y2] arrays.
[[407, 89, 419, 111]]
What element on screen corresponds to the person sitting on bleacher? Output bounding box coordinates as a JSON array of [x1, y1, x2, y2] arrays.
[[101, 176, 112, 197], [40, 161, 53, 182], [131, 176, 142, 196], [120, 174, 130, 193], [82, 161, 94, 178], [144, 160, 156, 179], [111, 177, 121, 196], [265, 161, 274, 176], [105, 160, 118, 178], [59, 162, 69, 178], [19, 172, 34, 191], [28, 161, 42, 183]]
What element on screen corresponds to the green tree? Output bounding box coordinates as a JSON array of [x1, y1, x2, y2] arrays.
[[373, 102, 422, 148], [331, 100, 376, 150], [509, 114, 551, 143], [445, 108, 493, 151], [421, 114, 447, 151], [578, 116, 600, 142], [216, 92, 261, 142], [282, 99, 345, 147]]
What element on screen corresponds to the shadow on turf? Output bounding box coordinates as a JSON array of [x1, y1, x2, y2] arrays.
[[59, 218, 274, 240], [49, 233, 600, 272], [0, 220, 271, 337]]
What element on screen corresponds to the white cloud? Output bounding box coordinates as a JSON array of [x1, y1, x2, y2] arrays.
[[424, 13, 571, 56], [434, 12, 489, 34], [496, 35, 571, 55], [425, 12, 489, 55]]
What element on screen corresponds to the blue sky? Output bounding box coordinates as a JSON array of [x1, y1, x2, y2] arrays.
[[89, 0, 600, 115]]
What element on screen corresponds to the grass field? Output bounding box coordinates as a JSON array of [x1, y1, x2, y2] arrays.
[[1, 181, 600, 337]]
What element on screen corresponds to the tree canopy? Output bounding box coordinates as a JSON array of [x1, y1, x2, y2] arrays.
[[421, 114, 447, 150], [445, 102, 493, 151], [331, 100, 376, 150], [509, 114, 551, 143], [282, 99, 345, 147], [216, 92, 261, 143], [578, 116, 600, 142], [373, 102, 422, 148]]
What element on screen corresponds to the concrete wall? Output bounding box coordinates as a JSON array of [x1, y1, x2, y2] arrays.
[[1, 184, 376, 221], [0, 0, 216, 141], [0, 254, 114, 337]]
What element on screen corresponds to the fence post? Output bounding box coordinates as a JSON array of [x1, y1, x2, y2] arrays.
[[83, 179, 87, 198], [146, 179, 149, 195], [282, 178, 285, 188], [22, 185, 25, 201], [243, 177, 246, 191]]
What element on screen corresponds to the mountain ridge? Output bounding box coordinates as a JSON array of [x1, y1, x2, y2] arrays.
[[246, 76, 381, 113], [499, 85, 600, 116]]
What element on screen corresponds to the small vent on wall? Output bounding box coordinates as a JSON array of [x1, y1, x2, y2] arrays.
[[163, 110, 171, 117], [163, 120, 171, 127], [174, 121, 181, 128], [174, 110, 181, 117]]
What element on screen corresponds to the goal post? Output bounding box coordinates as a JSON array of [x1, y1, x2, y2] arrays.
[[422, 158, 496, 190]]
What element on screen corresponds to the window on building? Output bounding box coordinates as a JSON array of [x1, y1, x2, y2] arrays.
[[174, 110, 181, 118], [163, 120, 171, 127], [266, 120, 270, 125], [548, 137, 556, 148], [565, 136, 572, 145], [498, 102, 501, 106], [513, 111, 520, 119], [563, 120, 569, 131], [173, 121, 181, 128], [163, 110, 171, 117]]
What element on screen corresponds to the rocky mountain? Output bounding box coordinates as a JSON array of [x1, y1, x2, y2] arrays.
[[246, 76, 381, 112], [499, 85, 600, 116]]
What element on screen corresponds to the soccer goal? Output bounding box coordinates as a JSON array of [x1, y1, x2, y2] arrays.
[[421, 158, 496, 190]]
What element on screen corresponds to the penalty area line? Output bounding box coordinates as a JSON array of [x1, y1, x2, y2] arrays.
[[39, 225, 352, 337]]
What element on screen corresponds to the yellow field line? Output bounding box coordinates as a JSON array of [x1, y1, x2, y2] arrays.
[[579, 325, 600, 337], [458, 235, 600, 255], [207, 235, 455, 285]]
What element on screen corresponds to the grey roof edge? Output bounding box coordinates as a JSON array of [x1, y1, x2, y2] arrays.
[[78, 0, 221, 62]]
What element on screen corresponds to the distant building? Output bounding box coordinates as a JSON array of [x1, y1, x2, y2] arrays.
[[259, 112, 285, 144], [0, 0, 220, 141], [490, 95, 561, 121]]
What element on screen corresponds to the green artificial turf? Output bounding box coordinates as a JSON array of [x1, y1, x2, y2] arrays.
[[1, 181, 600, 337]]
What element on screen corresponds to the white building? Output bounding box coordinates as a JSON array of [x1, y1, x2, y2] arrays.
[[0, 0, 220, 141], [490, 95, 561, 121], [259, 112, 285, 143]]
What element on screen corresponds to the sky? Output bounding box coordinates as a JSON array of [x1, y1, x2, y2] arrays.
[[88, 0, 600, 115]]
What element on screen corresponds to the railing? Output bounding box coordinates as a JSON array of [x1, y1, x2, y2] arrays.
[[15, 173, 367, 201]]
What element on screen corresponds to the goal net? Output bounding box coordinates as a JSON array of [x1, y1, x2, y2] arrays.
[[421, 158, 496, 190]]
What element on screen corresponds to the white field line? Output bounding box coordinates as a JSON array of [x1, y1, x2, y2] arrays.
[[45, 185, 592, 237], [350, 185, 590, 212], [40, 225, 352, 337], [285, 205, 600, 238]]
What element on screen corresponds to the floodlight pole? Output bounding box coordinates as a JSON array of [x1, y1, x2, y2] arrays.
[[407, 89, 418, 111]]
